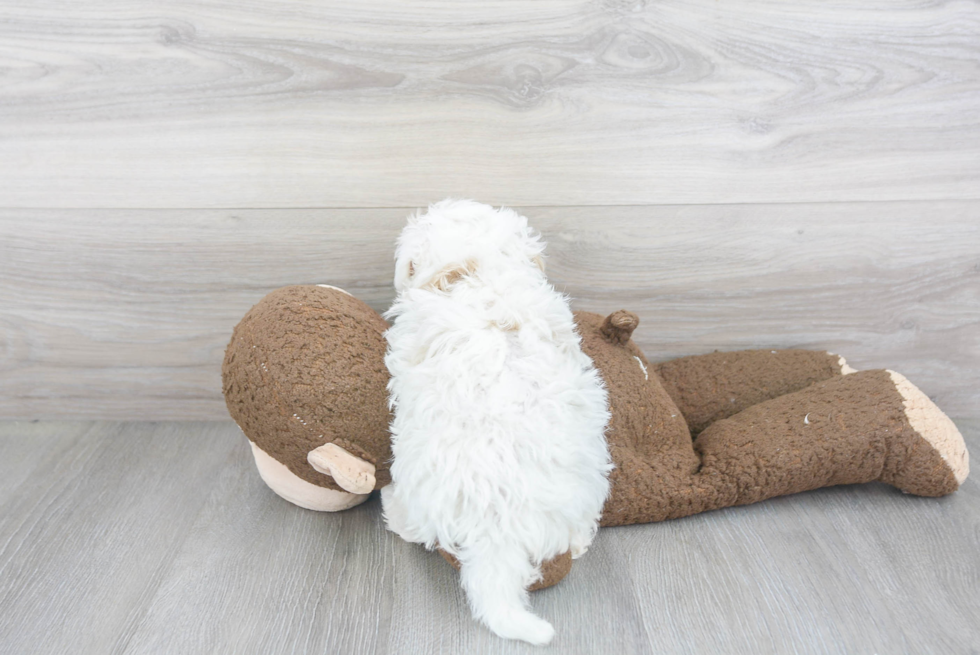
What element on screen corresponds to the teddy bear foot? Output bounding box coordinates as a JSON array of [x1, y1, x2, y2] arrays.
[[879, 371, 970, 496], [249, 441, 370, 511]]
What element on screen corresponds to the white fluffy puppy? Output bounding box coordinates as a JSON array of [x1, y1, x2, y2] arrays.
[[381, 199, 613, 645]]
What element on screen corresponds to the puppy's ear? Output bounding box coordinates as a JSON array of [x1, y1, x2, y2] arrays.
[[426, 258, 477, 292], [394, 257, 415, 290]]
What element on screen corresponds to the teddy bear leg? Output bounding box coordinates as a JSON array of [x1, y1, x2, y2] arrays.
[[878, 370, 969, 495], [600, 450, 724, 526], [655, 349, 856, 434], [692, 369, 969, 510]]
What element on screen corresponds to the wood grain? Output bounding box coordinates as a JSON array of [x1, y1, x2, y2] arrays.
[[0, 420, 977, 654], [2, 1, 976, 650], [0, 421, 239, 654], [2, 202, 977, 420], [121, 427, 397, 655], [0, 0, 978, 207]]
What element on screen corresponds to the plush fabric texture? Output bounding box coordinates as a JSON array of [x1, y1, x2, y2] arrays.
[[694, 369, 962, 504], [573, 311, 967, 527], [656, 349, 844, 435], [221, 286, 968, 599], [223, 295, 967, 522], [222, 285, 392, 491]]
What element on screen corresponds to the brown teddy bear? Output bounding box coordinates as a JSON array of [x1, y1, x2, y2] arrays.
[[222, 285, 392, 512], [223, 285, 969, 587]]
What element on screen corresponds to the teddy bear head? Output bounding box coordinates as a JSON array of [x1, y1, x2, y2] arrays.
[[222, 285, 392, 497]]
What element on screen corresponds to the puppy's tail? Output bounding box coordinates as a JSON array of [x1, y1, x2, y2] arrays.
[[457, 541, 555, 646]]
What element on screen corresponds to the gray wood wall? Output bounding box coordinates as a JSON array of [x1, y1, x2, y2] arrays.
[[1, 0, 978, 420]]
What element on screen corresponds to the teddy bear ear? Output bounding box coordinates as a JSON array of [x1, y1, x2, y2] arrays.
[[600, 310, 639, 344], [308, 442, 377, 494]]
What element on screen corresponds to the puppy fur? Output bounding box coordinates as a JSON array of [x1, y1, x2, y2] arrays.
[[381, 199, 613, 645]]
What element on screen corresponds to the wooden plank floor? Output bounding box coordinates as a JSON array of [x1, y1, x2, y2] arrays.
[[1, 420, 977, 654]]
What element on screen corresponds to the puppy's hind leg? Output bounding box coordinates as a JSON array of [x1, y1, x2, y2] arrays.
[[569, 526, 596, 559], [458, 541, 555, 646], [380, 485, 426, 545]]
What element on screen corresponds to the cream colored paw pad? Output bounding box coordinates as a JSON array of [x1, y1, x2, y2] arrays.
[[888, 370, 969, 485]]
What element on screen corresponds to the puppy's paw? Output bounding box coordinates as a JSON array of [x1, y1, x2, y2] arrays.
[[570, 529, 596, 559], [380, 485, 420, 543]]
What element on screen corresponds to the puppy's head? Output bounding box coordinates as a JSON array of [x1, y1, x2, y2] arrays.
[[394, 199, 546, 293]]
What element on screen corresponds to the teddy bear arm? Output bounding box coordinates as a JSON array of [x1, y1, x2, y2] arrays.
[[654, 349, 851, 435]]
